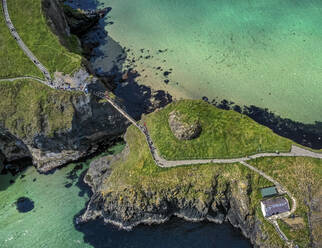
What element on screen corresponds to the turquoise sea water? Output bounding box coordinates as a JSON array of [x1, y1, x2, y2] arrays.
[[0, 144, 251, 248], [93, 0, 322, 123], [0, 164, 91, 248]]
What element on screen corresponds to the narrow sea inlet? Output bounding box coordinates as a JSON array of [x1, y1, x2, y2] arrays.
[[90, 0, 322, 123]]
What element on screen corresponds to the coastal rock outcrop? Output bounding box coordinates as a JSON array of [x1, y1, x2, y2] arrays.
[[43, 0, 72, 43], [0, 80, 128, 173], [81, 150, 270, 247], [84, 151, 124, 192], [168, 110, 201, 140], [63, 5, 110, 36]]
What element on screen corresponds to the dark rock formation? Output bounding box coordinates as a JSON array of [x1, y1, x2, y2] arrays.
[[168, 111, 201, 140], [81, 153, 270, 247], [63, 5, 110, 36], [0, 130, 31, 163], [16, 197, 35, 213], [0, 81, 128, 173], [43, 0, 73, 45], [84, 152, 123, 192]]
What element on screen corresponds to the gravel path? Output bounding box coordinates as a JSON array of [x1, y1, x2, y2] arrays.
[[2, 0, 52, 82], [2, 3, 319, 246], [0, 76, 48, 84]]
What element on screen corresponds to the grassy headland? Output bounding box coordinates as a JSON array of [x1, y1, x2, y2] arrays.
[[144, 100, 292, 160], [7, 0, 82, 76], [101, 125, 287, 247], [100, 100, 321, 247], [0, 79, 82, 138], [0, 1, 42, 79]]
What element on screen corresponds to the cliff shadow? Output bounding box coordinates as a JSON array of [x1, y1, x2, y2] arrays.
[[68, 0, 172, 119], [67, 0, 321, 149]]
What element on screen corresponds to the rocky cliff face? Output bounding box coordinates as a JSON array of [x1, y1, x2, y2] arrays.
[[0, 0, 129, 173], [80, 128, 276, 248], [0, 80, 128, 173], [43, 0, 71, 38], [63, 4, 110, 36], [82, 152, 270, 247]]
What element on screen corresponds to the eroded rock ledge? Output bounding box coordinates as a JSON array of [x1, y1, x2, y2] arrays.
[[0, 81, 128, 172], [81, 135, 270, 248]]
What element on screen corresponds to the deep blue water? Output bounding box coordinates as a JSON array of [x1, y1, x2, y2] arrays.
[[0, 157, 252, 248], [75, 164, 252, 248], [77, 218, 252, 248]]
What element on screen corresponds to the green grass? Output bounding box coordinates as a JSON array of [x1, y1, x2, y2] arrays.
[[102, 125, 288, 247], [101, 100, 321, 246], [144, 100, 292, 160], [277, 219, 310, 248], [0, 79, 82, 138], [0, 2, 43, 79], [248, 157, 322, 247], [7, 0, 82, 76]]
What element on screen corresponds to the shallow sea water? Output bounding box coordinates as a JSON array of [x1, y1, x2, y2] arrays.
[[92, 0, 322, 123], [0, 144, 251, 248]]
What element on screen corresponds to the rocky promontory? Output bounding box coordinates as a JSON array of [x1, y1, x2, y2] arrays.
[[81, 128, 271, 247], [0, 79, 128, 173], [81, 100, 320, 248], [62, 4, 111, 36]]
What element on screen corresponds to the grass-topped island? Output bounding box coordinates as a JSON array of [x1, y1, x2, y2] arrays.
[[144, 100, 292, 160], [83, 100, 321, 248]]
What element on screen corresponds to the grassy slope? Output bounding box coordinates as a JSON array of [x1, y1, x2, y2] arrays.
[[104, 100, 321, 247], [0, 79, 81, 138], [249, 157, 322, 247], [106, 125, 320, 247], [103, 125, 288, 247], [7, 0, 82, 76], [145, 100, 292, 160], [0, 1, 42, 79]]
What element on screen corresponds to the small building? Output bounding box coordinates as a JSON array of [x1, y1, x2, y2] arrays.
[[260, 186, 278, 198], [261, 197, 290, 218]]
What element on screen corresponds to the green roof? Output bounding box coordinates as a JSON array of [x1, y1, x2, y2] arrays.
[[260, 186, 277, 198]]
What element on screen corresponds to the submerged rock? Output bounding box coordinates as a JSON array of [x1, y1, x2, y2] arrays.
[[16, 197, 34, 213]]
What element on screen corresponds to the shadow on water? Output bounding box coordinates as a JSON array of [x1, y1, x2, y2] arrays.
[[74, 217, 252, 248], [73, 169, 251, 248], [68, 0, 322, 149], [70, 0, 172, 120], [208, 98, 322, 149], [0, 157, 32, 191]]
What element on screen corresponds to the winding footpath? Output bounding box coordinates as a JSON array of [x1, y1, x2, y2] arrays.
[[0, 76, 47, 84], [3, 3, 322, 247], [2, 0, 52, 83]]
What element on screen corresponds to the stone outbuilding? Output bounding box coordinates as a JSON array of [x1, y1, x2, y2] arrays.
[[261, 197, 290, 217]]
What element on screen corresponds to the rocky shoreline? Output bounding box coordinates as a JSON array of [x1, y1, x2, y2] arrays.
[[80, 133, 269, 247], [0, 0, 127, 173]]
